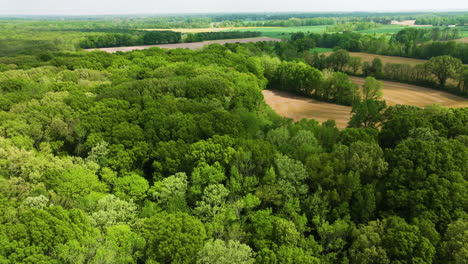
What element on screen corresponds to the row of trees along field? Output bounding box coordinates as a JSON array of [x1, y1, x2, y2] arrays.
[[305, 49, 468, 96], [79, 30, 261, 49], [0, 41, 467, 264], [292, 29, 468, 63]]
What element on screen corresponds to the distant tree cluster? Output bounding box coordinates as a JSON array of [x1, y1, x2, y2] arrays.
[[79, 31, 182, 48]]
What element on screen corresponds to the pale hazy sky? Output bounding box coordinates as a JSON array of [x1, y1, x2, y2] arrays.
[[0, 0, 467, 15]]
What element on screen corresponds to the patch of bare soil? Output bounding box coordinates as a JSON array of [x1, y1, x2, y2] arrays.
[[262, 90, 352, 129], [350, 77, 468, 108]]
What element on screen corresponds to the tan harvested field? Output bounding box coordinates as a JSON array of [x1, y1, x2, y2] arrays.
[[325, 52, 427, 65], [143, 27, 280, 33], [262, 90, 352, 129], [86, 37, 282, 53], [454, 37, 468, 43], [350, 77, 468, 108], [263, 78, 468, 129]]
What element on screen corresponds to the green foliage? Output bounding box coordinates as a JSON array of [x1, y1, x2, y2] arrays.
[[349, 99, 387, 128], [197, 239, 255, 264], [0, 206, 98, 263], [427, 55, 464, 87], [141, 212, 207, 264], [113, 173, 149, 201], [362, 77, 383, 101], [0, 22, 466, 264]]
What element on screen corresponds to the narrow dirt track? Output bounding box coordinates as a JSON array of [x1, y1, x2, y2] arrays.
[[86, 37, 282, 53], [263, 78, 468, 129]]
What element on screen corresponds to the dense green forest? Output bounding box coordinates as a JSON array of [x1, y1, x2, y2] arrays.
[[0, 12, 467, 264], [0, 35, 467, 263]]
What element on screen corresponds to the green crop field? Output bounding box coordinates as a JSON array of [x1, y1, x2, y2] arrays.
[[310, 47, 334, 53], [227, 25, 328, 39], [357, 25, 410, 34]]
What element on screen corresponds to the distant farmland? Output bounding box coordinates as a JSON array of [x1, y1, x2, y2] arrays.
[[231, 25, 328, 38], [325, 52, 427, 65], [143, 27, 281, 33], [350, 77, 468, 108], [264, 77, 468, 128], [144, 25, 328, 39]]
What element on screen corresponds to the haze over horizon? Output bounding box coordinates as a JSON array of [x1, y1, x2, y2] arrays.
[[1, 0, 467, 16]]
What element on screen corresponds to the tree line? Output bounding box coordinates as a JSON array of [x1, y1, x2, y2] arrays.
[[297, 29, 468, 63], [185, 31, 261, 42], [79, 30, 262, 49], [305, 49, 468, 96]]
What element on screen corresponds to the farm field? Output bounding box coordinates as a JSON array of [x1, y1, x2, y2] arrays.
[[455, 37, 468, 43], [357, 25, 408, 34], [232, 25, 328, 38], [325, 51, 427, 65], [86, 37, 281, 53], [144, 25, 328, 39], [350, 77, 468, 108], [310, 47, 334, 53], [262, 90, 352, 128], [263, 78, 468, 129], [143, 27, 281, 33]]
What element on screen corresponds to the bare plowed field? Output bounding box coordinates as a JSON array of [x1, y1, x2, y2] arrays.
[[87, 37, 281, 53], [324, 52, 426, 65], [350, 77, 468, 108], [263, 79, 468, 129], [262, 90, 352, 129], [454, 37, 468, 43]]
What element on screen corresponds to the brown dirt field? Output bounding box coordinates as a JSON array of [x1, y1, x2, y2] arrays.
[[262, 90, 352, 129], [143, 27, 280, 33], [350, 77, 468, 108], [86, 37, 282, 53], [454, 37, 468, 43], [324, 52, 427, 66], [263, 79, 468, 129]]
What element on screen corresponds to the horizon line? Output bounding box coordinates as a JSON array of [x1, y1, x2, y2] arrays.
[[1, 10, 468, 17]]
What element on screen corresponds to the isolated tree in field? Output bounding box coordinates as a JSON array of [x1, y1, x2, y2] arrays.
[[427, 55, 463, 87], [362, 77, 383, 100]]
